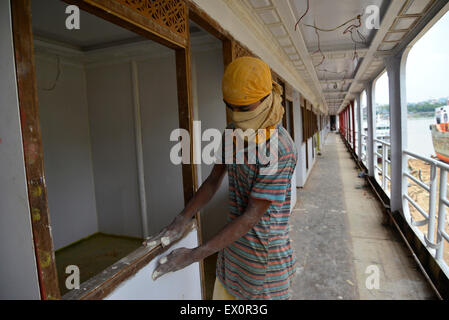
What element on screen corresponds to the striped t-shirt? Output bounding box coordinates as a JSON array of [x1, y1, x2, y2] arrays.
[[216, 124, 297, 300]]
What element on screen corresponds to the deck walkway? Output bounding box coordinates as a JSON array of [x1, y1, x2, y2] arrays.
[[289, 132, 436, 300]]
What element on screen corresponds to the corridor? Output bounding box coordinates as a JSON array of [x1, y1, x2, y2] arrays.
[[289, 133, 436, 300]]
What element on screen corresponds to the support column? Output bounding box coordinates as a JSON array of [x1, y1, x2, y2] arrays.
[[351, 101, 355, 152], [356, 93, 362, 158], [365, 81, 376, 176], [345, 107, 348, 142], [385, 52, 408, 213], [347, 105, 350, 145], [347, 106, 350, 143]]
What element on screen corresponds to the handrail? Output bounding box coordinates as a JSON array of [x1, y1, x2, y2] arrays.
[[371, 138, 390, 193], [403, 149, 448, 269], [373, 138, 391, 147], [404, 150, 449, 171], [346, 124, 449, 275]]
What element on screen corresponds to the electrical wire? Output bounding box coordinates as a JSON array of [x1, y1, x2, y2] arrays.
[[294, 0, 310, 31], [304, 14, 362, 33], [294, 1, 368, 108], [39, 56, 61, 92], [312, 20, 325, 68]]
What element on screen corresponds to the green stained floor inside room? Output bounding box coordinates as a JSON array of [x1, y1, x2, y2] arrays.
[[55, 233, 143, 296]]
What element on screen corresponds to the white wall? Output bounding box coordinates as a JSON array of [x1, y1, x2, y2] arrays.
[[0, 1, 41, 299], [86, 62, 142, 238], [137, 54, 186, 236], [35, 43, 186, 243], [191, 43, 229, 242], [37, 57, 99, 249]]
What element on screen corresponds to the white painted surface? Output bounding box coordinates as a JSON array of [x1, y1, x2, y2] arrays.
[[36, 57, 99, 249], [137, 54, 186, 237], [0, 1, 41, 299], [105, 229, 202, 300], [191, 43, 229, 242], [86, 62, 143, 238], [191, 0, 317, 105]]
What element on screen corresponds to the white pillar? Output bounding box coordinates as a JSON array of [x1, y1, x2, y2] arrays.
[[356, 93, 362, 158], [385, 52, 408, 213], [365, 81, 376, 176]]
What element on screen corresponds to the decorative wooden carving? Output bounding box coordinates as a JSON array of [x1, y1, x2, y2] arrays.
[[285, 83, 293, 101], [115, 0, 187, 37], [84, 0, 188, 47], [233, 42, 255, 59]]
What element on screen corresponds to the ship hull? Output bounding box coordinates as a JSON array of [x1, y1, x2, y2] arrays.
[[430, 124, 449, 163]]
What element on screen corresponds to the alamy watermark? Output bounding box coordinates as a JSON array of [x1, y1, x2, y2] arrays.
[[365, 265, 380, 290], [170, 121, 280, 175], [364, 5, 380, 30], [65, 265, 80, 290]]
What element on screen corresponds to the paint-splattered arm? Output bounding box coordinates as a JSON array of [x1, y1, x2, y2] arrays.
[[152, 197, 271, 280], [143, 163, 227, 249]]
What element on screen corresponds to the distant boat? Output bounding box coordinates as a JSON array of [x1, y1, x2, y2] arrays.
[[363, 116, 391, 156], [430, 101, 449, 163]]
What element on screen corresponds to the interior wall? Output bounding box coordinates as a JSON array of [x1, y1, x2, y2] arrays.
[[191, 45, 229, 242], [36, 57, 98, 250], [0, 1, 41, 299], [86, 62, 142, 238], [137, 54, 186, 237]]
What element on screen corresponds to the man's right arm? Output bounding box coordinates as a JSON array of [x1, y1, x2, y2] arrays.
[[143, 163, 227, 248]]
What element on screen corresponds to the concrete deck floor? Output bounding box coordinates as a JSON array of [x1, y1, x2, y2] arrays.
[[289, 132, 436, 300]]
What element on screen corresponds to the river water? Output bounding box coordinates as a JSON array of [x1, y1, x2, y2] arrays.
[[407, 117, 435, 158]]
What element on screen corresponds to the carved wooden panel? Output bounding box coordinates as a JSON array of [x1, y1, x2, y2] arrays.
[[85, 0, 188, 47], [115, 0, 187, 37], [285, 83, 293, 101], [233, 42, 255, 59]]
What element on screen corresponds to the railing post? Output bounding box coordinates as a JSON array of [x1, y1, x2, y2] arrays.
[[364, 81, 376, 177], [347, 106, 350, 143], [351, 100, 355, 152], [436, 170, 447, 260], [382, 143, 387, 191], [356, 94, 362, 158], [385, 51, 408, 213], [428, 164, 437, 243]]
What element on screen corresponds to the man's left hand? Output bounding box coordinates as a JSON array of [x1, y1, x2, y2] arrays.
[[152, 247, 197, 281]]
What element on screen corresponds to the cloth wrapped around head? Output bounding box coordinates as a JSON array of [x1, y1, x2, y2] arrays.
[[222, 57, 284, 134]]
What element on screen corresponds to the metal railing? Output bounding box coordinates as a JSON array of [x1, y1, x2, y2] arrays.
[[374, 138, 391, 195], [403, 150, 449, 273], [361, 133, 367, 165]]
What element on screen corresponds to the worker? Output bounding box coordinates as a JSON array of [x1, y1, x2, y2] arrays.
[[144, 57, 298, 300]]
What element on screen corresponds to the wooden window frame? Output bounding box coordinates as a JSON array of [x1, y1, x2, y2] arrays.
[[11, 0, 202, 300]]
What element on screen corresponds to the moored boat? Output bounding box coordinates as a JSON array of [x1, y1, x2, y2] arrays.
[[430, 101, 449, 163]]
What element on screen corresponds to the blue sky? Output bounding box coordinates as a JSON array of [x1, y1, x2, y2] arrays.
[[375, 10, 449, 105]]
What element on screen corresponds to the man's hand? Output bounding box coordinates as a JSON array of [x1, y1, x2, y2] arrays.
[[151, 198, 271, 281], [142, 215, 188, 250], [152, 247, 197, 281], [142, 164, 226, 250]]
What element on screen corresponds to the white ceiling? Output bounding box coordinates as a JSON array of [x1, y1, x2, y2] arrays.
[[244, 0, 440, 114], [31, 0, 442, 115], [31, 0, 143, 50]]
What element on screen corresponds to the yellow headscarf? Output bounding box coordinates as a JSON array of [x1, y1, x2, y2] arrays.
[[222, 57, 284, 141], [222, 57, 273, 106]]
